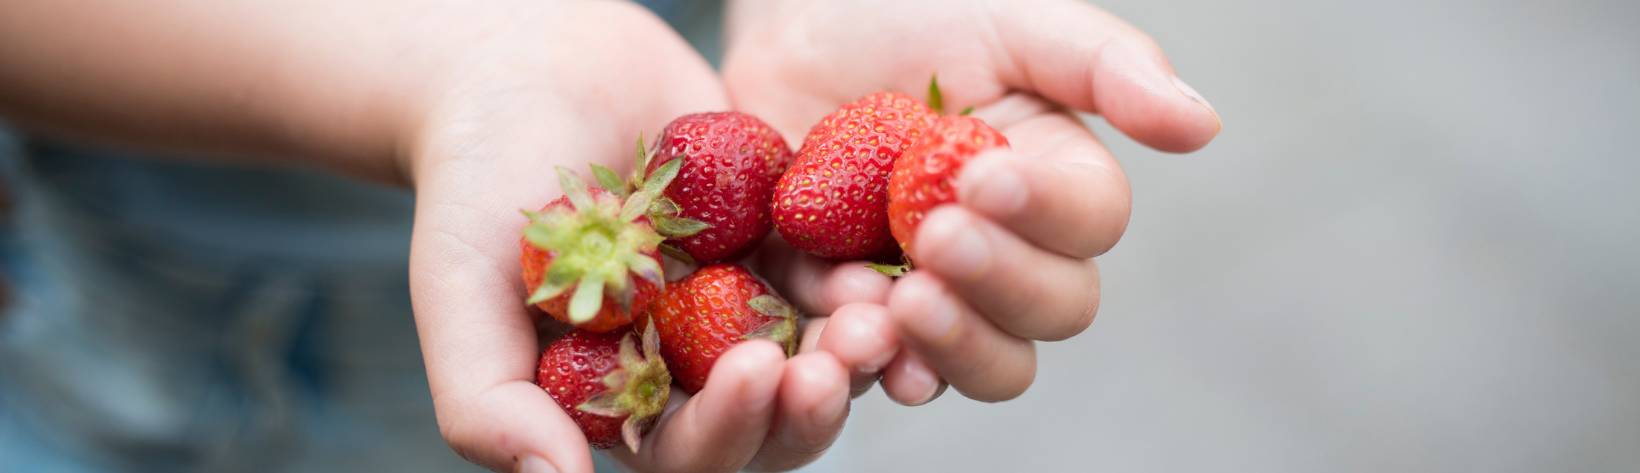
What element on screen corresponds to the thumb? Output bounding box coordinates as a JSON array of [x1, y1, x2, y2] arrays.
[[994, 0, 1221, 152], [410, 155, 598, 472], [438, 382, 596, 473]]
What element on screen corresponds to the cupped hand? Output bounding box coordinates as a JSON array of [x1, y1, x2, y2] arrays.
[[723, 0, 1222, 404], [404, 3, 850, 472]]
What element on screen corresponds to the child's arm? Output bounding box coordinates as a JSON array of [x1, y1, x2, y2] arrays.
[[724, 0, 1222, 406], [0, 2, 854, 472], [0, 0, 438, 182]]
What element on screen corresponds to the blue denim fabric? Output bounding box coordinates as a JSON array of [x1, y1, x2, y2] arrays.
[[0, 132, 491, 472]]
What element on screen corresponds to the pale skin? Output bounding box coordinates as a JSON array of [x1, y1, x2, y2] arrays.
[[728, 0, 1220, 406], [0, 1, 1218, 473]]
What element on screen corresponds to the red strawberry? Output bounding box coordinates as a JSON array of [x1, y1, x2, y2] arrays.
[[639, 263, 797, 393], [772, 90, 937, 260], [520, 166, 675, 332], [886, 115, 1011, 263], [536, 324, 671, 451], [601, 112, 793, 264]]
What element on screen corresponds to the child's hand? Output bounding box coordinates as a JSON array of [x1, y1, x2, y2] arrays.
[[406, 3, 849, 472], [723, 0, 1222, 404]]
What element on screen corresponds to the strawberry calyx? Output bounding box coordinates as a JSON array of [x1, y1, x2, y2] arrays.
[[523, 166, 670, 323], [575, 321, 672, 453], [743, 294, 799, 357], [591, 134, 711, 265]]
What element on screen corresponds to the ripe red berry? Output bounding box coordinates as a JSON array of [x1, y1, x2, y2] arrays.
[[520, 167, 674, 332], [772, 91, 936, 260], [536, 324, 671, 451], [639, 263, 797, 393], [887, 115, 1011, 260], [636, 112, 793, 263]]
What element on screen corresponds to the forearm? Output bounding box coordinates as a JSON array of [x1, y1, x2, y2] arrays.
[[0, 0, 467, 183]]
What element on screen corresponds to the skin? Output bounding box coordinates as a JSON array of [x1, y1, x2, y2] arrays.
[[0, 0, 1218, 471], [724, 0, 1222, 406]]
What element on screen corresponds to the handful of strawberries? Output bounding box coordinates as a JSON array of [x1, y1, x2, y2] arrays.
[[522, 79, 1011, 452]]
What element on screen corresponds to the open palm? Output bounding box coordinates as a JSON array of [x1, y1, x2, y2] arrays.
[[406, 3, 852, 472]]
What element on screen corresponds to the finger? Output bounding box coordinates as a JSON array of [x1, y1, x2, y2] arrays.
[[433, 382, 596, 473], [754, 236, 892, 315], [958, 111, 1132, 258], [886, 271, 1037, 402], [912, 206, 1101, 342], [614, 341, 786, 473], [746, 352, 851, 472], [992, 0, 1220, 152], [815, 303, 900, 397], [880, 349, 946, 406], [798, 317, 827, 354]]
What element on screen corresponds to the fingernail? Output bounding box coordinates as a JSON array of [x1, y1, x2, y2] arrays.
[[919, 209, 990, 279], [900, 362, 942, 407], [517, 455, 558, 473], [958, 153, 1027, 217], [1171, 75, 1219, 119]]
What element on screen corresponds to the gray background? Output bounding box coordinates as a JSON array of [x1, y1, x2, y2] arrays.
[[825, 0, 1640, 471]]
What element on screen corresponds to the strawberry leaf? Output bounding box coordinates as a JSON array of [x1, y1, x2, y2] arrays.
[[591, 164, 629, 199], [927, 75, 945, 115], [658, 243, 696, 266], [747, 294, 796, 319], [621, 418, 646, 454], [620, 190, 658, 223], [642, 158, 682, 196], [649, 197, 681, 217], [556, 166, 593, 211], [568, 274, 605, 323], [577, 392, 626, 418], [626, 253, 664, 289], [526, 279, 570, 305], [654, 215, 709, 238], [866, 263, 910, 277], [635, 132, 652, 181]]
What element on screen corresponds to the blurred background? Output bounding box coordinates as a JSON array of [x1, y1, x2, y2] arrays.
[[826, 0, 1640, 471]]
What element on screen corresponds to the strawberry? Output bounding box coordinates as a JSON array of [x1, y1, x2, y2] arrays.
[[596, 112, 793, 264], [520, 165, 680, 332], [772, 89, 937, 260], [639, 263, 797, 393], [886, 115, 1011, 265], [536, 323, 671, 452]]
